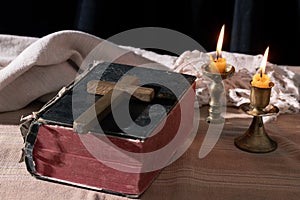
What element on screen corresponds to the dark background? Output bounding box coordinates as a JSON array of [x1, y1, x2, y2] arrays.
[[1, 0, 300, 66]]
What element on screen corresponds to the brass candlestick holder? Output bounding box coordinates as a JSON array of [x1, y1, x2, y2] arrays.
[[234, 82, 278, 153], [202, 63, 235, 124]]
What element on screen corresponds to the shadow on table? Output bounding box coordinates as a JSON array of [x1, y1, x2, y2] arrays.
[[0, 100, 44, 125]]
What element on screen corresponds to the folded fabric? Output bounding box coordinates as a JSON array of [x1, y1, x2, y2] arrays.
[[177, 51, 300, 115], [123, 46, 300, 116], [0, 30, 160, 112], [0, 31, 95, 112], [0, 30, 299, 117]]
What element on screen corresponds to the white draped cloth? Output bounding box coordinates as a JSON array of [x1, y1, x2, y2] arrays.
[[0, 30, 299, 117]]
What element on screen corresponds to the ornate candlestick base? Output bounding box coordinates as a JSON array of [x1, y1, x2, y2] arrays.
[[235, 83, 278, 153], [234, 103, 279, 153], [202, 64, 235, 124]]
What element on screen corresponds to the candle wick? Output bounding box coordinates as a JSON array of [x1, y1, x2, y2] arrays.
[[216, 52, 221, 60], [260, 70, 263, 78]]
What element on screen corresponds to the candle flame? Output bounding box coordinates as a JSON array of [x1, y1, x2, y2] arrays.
[[260, 46, 269, 75], [216, 24, 225, 58]]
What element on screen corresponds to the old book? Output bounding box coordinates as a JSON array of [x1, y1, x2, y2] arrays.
[[21, 62, 196, 198]]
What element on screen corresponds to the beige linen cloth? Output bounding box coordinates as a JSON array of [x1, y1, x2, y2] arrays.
[[0, 30, 300, 200], [1, 30, 299, 115], [0, 30, 164, 113], [0, 31, 84, 112]]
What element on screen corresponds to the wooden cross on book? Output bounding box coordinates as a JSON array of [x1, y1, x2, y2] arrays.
[[73, 76, 155, 134]]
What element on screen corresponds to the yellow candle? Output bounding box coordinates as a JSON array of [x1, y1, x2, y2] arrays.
[[251, 47, 272, 88], [252, 73, 270, 88], [209, 24, 226, 73], [209, 56, 226, 73]]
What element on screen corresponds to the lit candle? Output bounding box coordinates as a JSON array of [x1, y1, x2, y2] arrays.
[[251, 47, 272, 88], [209, 24, 226, 73]]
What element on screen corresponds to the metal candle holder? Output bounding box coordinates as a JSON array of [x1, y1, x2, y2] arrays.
[[234, 82, 278, 153], [202, 63, 235, 124]]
